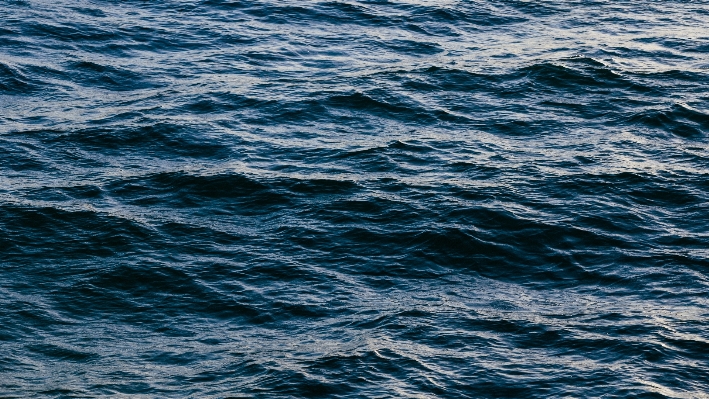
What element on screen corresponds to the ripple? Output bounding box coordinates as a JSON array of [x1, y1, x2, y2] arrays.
[[1, 0, 709, 397]]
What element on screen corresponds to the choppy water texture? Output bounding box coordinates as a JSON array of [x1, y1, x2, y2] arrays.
[[2, 0, 709, 397]]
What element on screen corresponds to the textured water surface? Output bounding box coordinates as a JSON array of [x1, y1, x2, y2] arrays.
[[2, 0, 709, 397]]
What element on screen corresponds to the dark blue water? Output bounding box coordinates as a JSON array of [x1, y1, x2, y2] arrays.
[[2, 0, 709, 397]]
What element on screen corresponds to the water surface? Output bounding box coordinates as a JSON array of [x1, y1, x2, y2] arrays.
[[2, 0, 709, 397]]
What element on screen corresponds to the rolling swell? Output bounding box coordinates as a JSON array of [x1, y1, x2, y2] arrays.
[[2, 0, 709, 398]]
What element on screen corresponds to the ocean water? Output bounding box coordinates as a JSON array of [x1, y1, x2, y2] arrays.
[[1, 0, 709, 397]]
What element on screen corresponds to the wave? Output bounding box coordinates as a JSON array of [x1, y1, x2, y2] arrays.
[[629, 103, 709, 138], [0, 62, 40, 94], [45, 123, 231, 157], [0, 203, 153, 258]]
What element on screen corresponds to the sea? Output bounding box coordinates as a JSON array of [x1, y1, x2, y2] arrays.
[[1, 0, 709, 397]]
